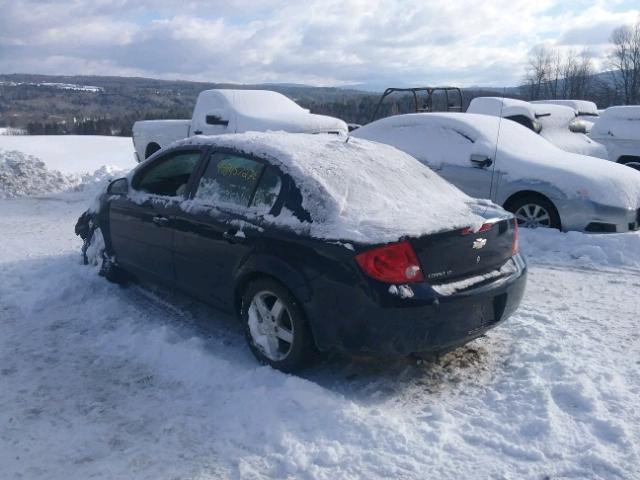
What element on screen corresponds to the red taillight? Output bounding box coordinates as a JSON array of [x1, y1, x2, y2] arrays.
[[512, 219, 519, 256], [355, 241, 424, 283]]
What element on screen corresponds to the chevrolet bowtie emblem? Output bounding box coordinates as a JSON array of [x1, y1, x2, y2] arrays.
[[472, 238, 487, 250]]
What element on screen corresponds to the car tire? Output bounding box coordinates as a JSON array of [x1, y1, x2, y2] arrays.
[[241, 278, 315, 372], [82, 226, 127, 284], [506, 194, 561, 230]]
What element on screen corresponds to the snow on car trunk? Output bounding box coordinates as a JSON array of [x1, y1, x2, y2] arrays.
[[175, 132, 486, 243]]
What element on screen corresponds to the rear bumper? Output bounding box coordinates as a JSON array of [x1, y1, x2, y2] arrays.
[[302, 255, 527, 356]]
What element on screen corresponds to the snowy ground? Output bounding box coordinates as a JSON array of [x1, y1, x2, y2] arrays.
[[1, 139, 639, 479]]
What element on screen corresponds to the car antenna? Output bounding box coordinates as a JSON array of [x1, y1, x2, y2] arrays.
[[345, 135, 350, 143], [489, 87, 505, 195]]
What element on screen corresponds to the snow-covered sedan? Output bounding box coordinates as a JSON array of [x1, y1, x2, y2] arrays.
[[76, 132, 526, 371], [352, 113, 640, 233]]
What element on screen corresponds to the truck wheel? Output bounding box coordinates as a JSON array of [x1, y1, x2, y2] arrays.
[[145, 142, 161, 159], [241, 278, 315, 372]]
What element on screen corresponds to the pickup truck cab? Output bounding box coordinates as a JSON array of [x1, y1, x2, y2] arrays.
[[132, 89, 348, 161]]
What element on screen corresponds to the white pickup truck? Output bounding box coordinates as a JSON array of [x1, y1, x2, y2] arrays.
[[132, 89, 348, 161]]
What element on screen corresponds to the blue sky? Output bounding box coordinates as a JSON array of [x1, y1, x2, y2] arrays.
[[0, 0, 638, 87]]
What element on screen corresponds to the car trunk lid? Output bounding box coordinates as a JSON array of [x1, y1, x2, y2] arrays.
[[409, 218, 516, 284]]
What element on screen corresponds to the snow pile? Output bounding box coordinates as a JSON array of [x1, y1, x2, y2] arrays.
[[0, 150, 78, 198], [0, 135, 136, 174], [521, 228, 640, 269], [0, 149, 127, 199], [176, 132, 485, 242]]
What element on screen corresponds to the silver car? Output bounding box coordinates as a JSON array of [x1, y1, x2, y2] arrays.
[[352, 113, 640, 233]]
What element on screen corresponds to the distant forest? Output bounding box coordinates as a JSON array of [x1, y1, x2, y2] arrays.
[[0, 65, 632, 137], [0, 74, 521, 136]]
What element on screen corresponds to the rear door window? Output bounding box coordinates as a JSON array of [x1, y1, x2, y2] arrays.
[[194, 152, 282, 213]]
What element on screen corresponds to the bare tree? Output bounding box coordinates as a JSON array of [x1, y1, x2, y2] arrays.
[[609, 20, 640, 104], [523, 45, 552, 100], [523, 46, 594, 101]]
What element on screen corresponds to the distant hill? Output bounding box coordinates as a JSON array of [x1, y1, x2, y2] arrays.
[[0, 73, 528, 135]]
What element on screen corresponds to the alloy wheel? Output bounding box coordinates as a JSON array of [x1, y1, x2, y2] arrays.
[[514, 203, 552, 228], [247, 290, 295, 361]]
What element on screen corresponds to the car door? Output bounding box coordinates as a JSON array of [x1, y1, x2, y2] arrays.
[[173, 150, 284, 309], [108, 148, 204, 284], [420, 126, 496, 200]]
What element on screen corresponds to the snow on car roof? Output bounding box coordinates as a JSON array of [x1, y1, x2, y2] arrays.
[[532, 99, 598, 115], [206, 89, 309, 116], [467, 97, 539, 119], [467, 97, 578, 124], [175, 132, 485, 243]]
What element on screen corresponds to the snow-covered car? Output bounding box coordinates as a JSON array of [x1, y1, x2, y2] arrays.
[[590, 106, 640, 170], [352, 113, 640, 233], [76, 132, 525, 371], [132, 89, 348, 161], [531, 99, 600, 133], [467, 97, 608, 159]]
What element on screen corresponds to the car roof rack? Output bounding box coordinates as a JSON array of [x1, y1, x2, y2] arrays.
[[370, 86, 463, 123]]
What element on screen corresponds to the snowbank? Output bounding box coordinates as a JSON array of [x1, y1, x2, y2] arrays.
[[0, 149, 127, 199], [520, 228, 640, 269], [0, 135, 136, 174], [175, 132, 485, 242]]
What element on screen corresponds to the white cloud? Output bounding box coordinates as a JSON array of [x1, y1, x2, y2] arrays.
[[0, 0, 638, 86]]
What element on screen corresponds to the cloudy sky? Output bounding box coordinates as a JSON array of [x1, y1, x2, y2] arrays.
[[0, 0, 638, 87]]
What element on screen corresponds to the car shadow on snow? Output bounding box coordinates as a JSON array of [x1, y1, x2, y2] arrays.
[[0, 252, 506, 402]]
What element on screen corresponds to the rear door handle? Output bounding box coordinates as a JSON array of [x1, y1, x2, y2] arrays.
[[193, 130, 203, 135], [152, 215, 170, 227], [222, 229, 245, 243]]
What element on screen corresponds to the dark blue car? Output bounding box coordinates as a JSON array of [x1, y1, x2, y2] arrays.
[[76, 133, 526, 372]]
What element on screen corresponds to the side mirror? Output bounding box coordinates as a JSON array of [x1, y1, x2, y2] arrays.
[[107, 178, 129, 195], [569, 119, 587, 134]]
